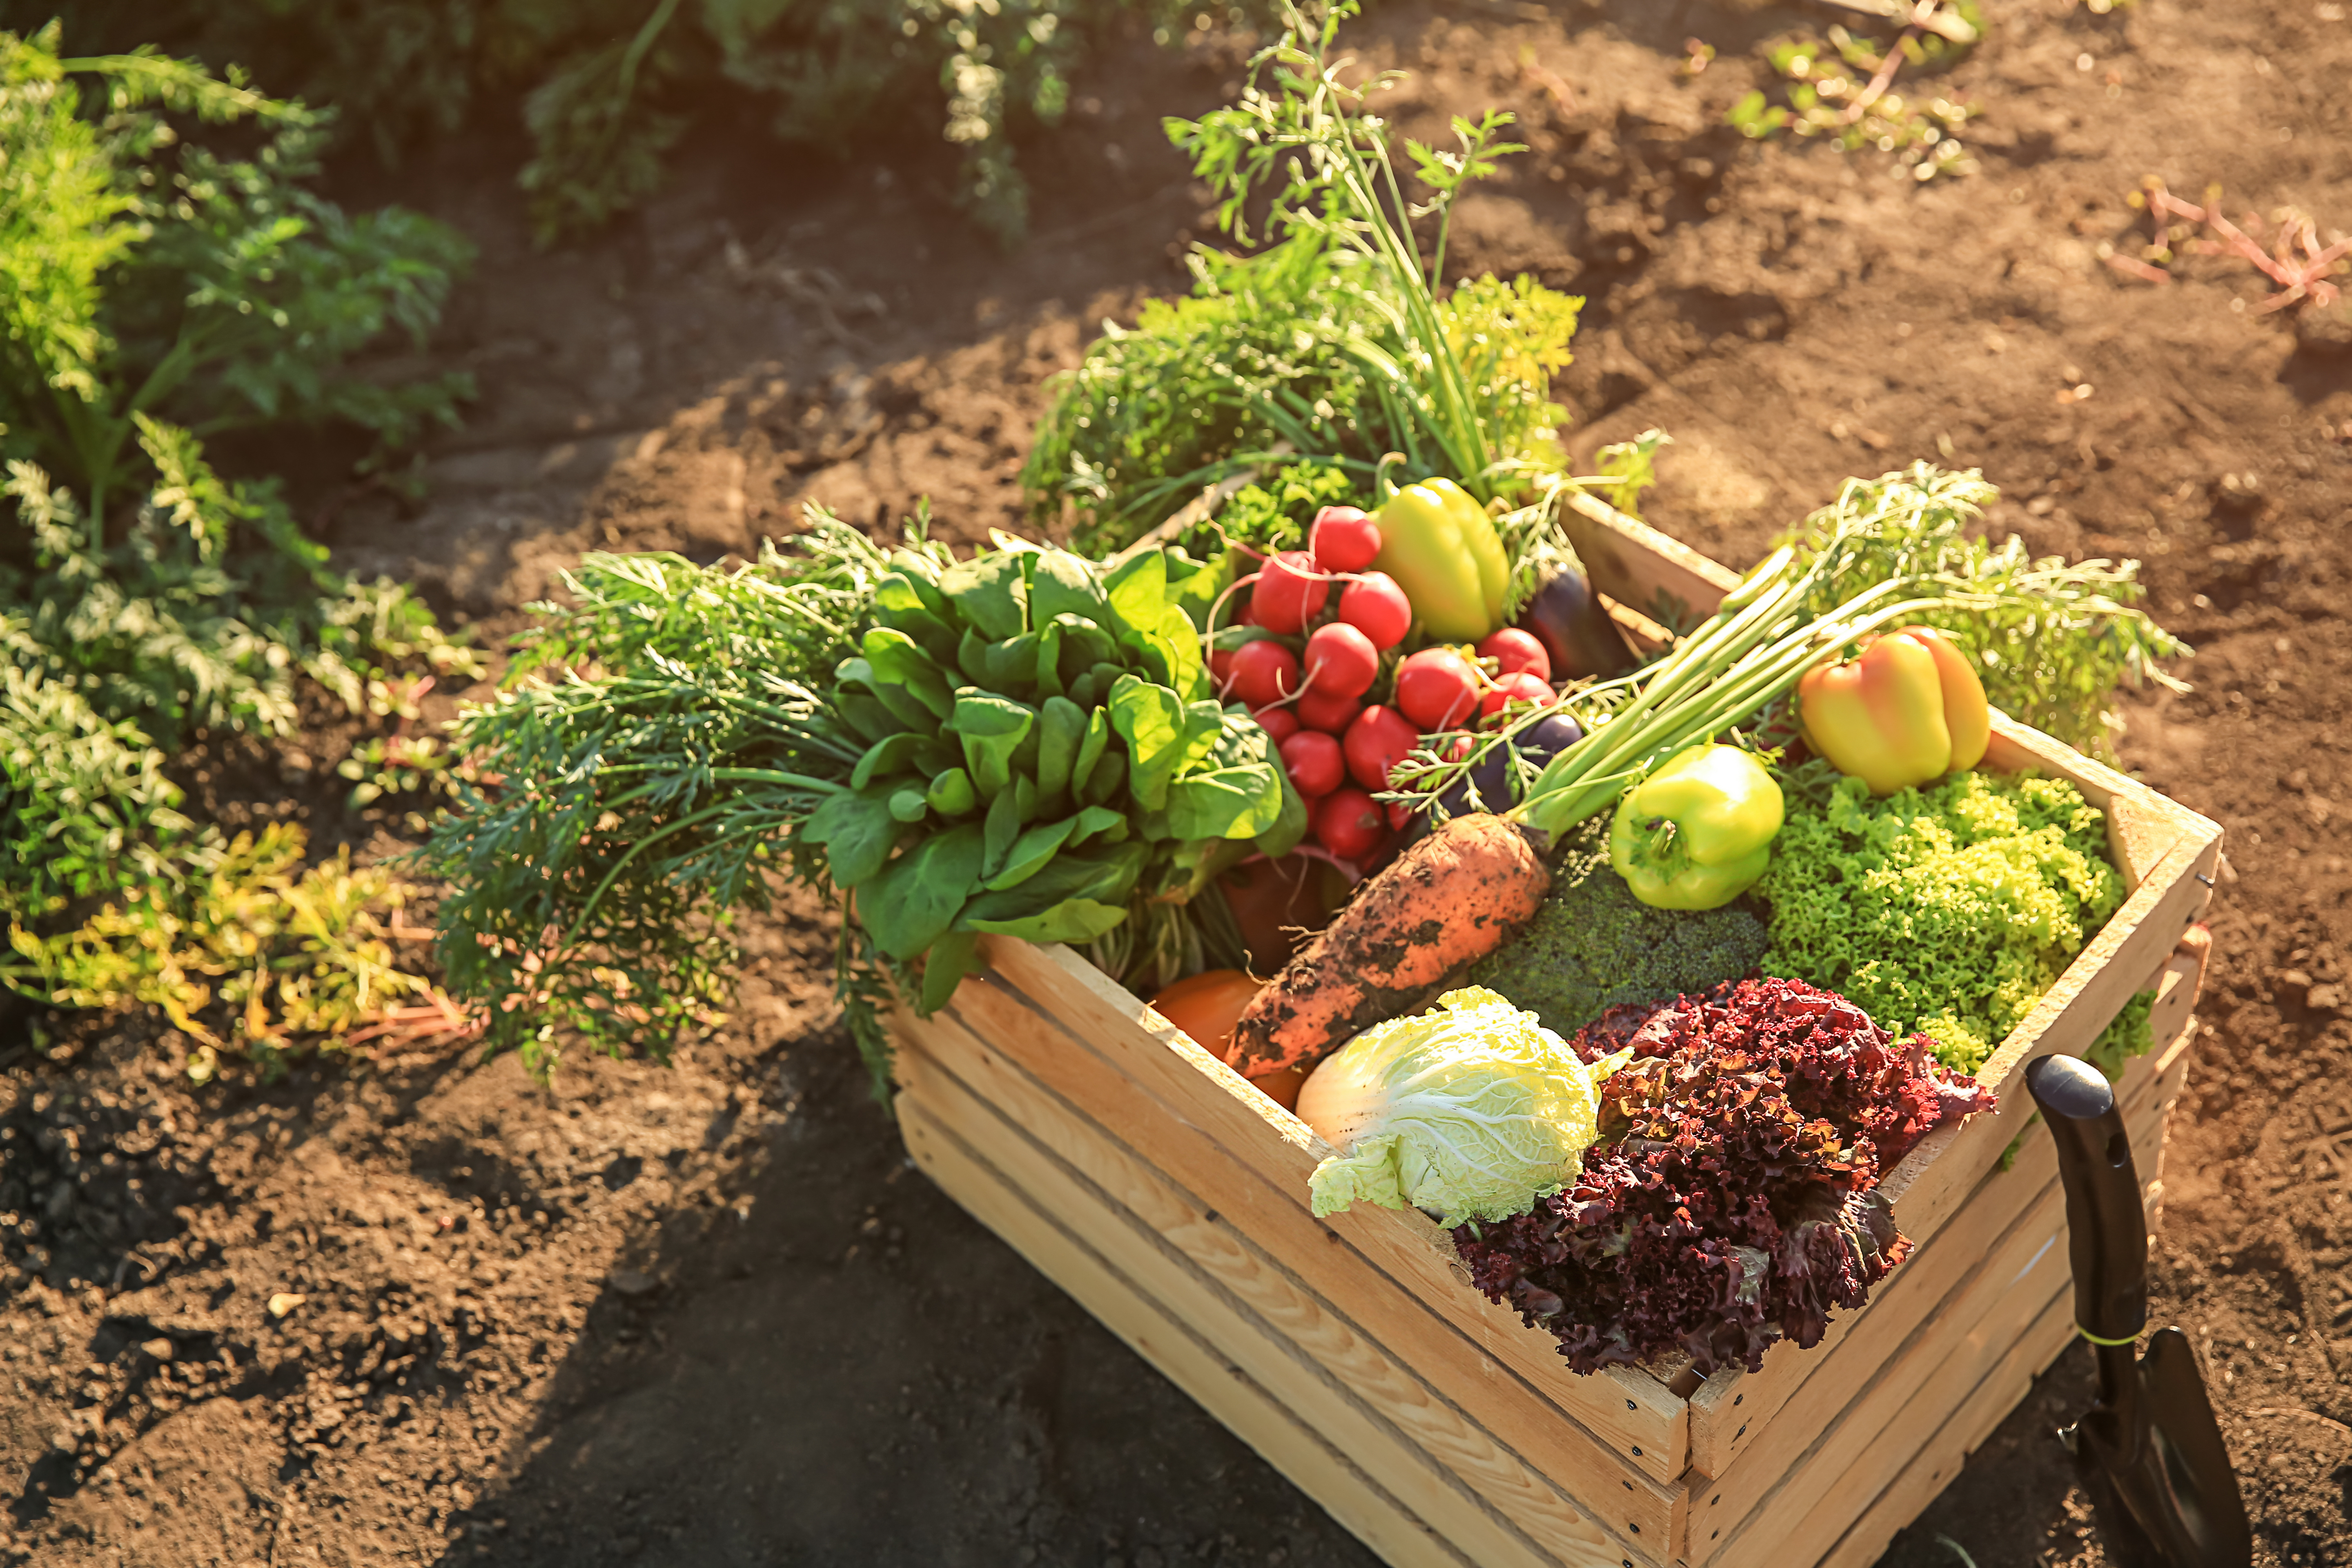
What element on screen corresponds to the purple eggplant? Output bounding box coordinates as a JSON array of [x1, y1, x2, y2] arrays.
[[1434, 713, 1585, 819], [1520, 564, 1637, 679]]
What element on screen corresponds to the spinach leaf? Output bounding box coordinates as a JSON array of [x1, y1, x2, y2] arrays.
[[1029, 549, 1109, 626], [862, 628, 954, 719], [983, 814, 1085, 891], [950, 690, 1036, 800], [803, 784, 911, 889], [861, 822, 986, 960], [920, 929, 982, 1013], [939, 551, 1029, 639], [960, 898, 1129, 945]]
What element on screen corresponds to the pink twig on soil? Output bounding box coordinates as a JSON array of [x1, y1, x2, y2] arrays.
[[2133, 182, 2351, 310]]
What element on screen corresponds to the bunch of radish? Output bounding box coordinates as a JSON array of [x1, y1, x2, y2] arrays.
[[1209, 506, 1564, 864]]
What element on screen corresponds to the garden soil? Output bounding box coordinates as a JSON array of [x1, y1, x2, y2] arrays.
[[5, 1, 2350, 1565]]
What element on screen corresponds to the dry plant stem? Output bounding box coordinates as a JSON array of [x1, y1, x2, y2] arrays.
[[2118, 180, 2352, 309], [1809, 0, 1978, 44], [1842, 7, 1930, 123]]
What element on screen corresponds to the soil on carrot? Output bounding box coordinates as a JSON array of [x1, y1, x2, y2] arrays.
[[4, 3, 2349, 1566]]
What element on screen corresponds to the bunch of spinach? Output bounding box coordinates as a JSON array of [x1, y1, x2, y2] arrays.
[[421, 512, 1299, 1085], [2, 28, 481, 1063], [1025, 2, 1583, 551]]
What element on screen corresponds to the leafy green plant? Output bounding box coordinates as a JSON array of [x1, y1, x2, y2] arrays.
[[0, 26, 474, 520], [2, 26, 483, 1065], [1026, 2, 1584, 550], [1777, 464, 2188, 755], [53, 0, 1279, 249], [1726, 8, 1980, 184]]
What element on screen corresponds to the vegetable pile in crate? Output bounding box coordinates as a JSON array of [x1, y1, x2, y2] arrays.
[[416, 8, 2218, 1566], [886, 500, 2218, 1568]]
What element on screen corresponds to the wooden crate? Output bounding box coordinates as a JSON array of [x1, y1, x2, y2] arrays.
[[891, 508, 2222, 1568]]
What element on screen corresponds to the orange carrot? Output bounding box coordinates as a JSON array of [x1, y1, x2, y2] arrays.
[[1224, 815, 1550, 1078]]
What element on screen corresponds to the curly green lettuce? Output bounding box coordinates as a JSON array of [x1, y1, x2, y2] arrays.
[[1757, 771, 2135, 1075]]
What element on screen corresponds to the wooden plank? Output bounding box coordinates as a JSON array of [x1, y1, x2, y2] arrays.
[[1682, 1042, 2171, 1546], [1980, 715, 2211, 887], [893, 1005, 1660, 1568], [1875, 821, 2218, 1243], [922, 966, 1689, 1541], [896, 1094, 1473, 1568], [1699, 1073, 2172, 1568], [978, 936, 1695, 1483], [1812, 1287, 2077, 1568], [1699, 1183, 2079, 1568], [1559, 489, 1743, 628], [1685, 1004, 2189, 1477]]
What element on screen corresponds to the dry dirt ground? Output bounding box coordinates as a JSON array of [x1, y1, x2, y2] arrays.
[[5, 1, 2352, 1565]]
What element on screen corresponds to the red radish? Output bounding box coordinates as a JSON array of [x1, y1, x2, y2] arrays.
[[1297, 688, 1363, 735], [1301, 621, 1378, 700], [1230, 640, 1301, 707], [1254, 705, 1301, 744], [1343, 705, 1420, 791], [1477, 627, 1552, 682], [1252, 551, 1329, 635], [1313, 788, 1387, 860], [1478, 671, 1555, 719], [1279, 731, 1345, 797], [1338, 571, 1412, 651], [1210, 647, 1238, 696], [1396, 648, 1481, 731], [1310, 506, 1381, 573], [1235, 596, 1259, 628], [1385, 800, 1413, 831]]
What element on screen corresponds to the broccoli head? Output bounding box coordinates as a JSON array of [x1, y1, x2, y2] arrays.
[[1462, 821, 1768, 1038]]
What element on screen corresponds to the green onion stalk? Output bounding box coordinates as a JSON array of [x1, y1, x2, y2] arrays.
[[1394, 514, 2161, 844]]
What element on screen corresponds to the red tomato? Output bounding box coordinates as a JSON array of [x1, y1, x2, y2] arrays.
[[1478, 671, 1555, 720], [1278, 730, 1345, 797], [1150, 969, 1263, 1058], [1301, 621, 1378, 700], [1296, 688, 1363, 735], [1478, 627, 1552, 682], [1309, 506, 1382, 573], [1313, 788, 1387, 860], [1230, 640, 1301, 707], [1252, 551, 1330, 635], [1396, 648, 1481, 730], [1338, 571, 1412, 651], [1343, 705, 1421, 791], [1253, 705, 1300, 744]]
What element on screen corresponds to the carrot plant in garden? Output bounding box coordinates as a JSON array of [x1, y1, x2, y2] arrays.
[[1, 25, 481, 1070]]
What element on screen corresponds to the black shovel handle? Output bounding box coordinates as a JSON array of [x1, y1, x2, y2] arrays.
[[2026, 1053, 2147, 1343]]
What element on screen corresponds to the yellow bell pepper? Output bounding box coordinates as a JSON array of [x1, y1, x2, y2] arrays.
[[1372, 478, 1509, 643], [1797, 626, 1991, 795]]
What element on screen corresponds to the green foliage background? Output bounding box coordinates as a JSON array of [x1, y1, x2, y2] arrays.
[[47, 0, 1283, 247], [2, 26, 480, 1064]]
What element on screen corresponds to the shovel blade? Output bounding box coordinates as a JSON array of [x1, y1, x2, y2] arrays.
[[2076, 1329, 2252, 1568], [2137, 1328, 2252, 1566]]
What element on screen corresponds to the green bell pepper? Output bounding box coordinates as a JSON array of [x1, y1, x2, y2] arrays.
[[1608, 744, 1784, 910], [1372, 477, 1510, 643]]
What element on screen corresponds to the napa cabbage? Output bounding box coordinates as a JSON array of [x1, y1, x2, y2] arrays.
[[1296, 987, 1628, 1227]]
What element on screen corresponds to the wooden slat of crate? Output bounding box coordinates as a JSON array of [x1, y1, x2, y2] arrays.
[[980, 935, 1695, 1488], [1683, 1021, 2180, 1564], [1685, 949, 2204, 1480], [895, 1096, 1474, 1568], [894, 1004, 1650, 1568], [1813, 1285, 2080, 1568]]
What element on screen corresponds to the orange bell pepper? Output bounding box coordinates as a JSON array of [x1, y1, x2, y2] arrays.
[[1796, 626, 1990, 795]]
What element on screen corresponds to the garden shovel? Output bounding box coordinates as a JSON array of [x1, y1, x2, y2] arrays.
[[2026, 1054, 2251, 1568]]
